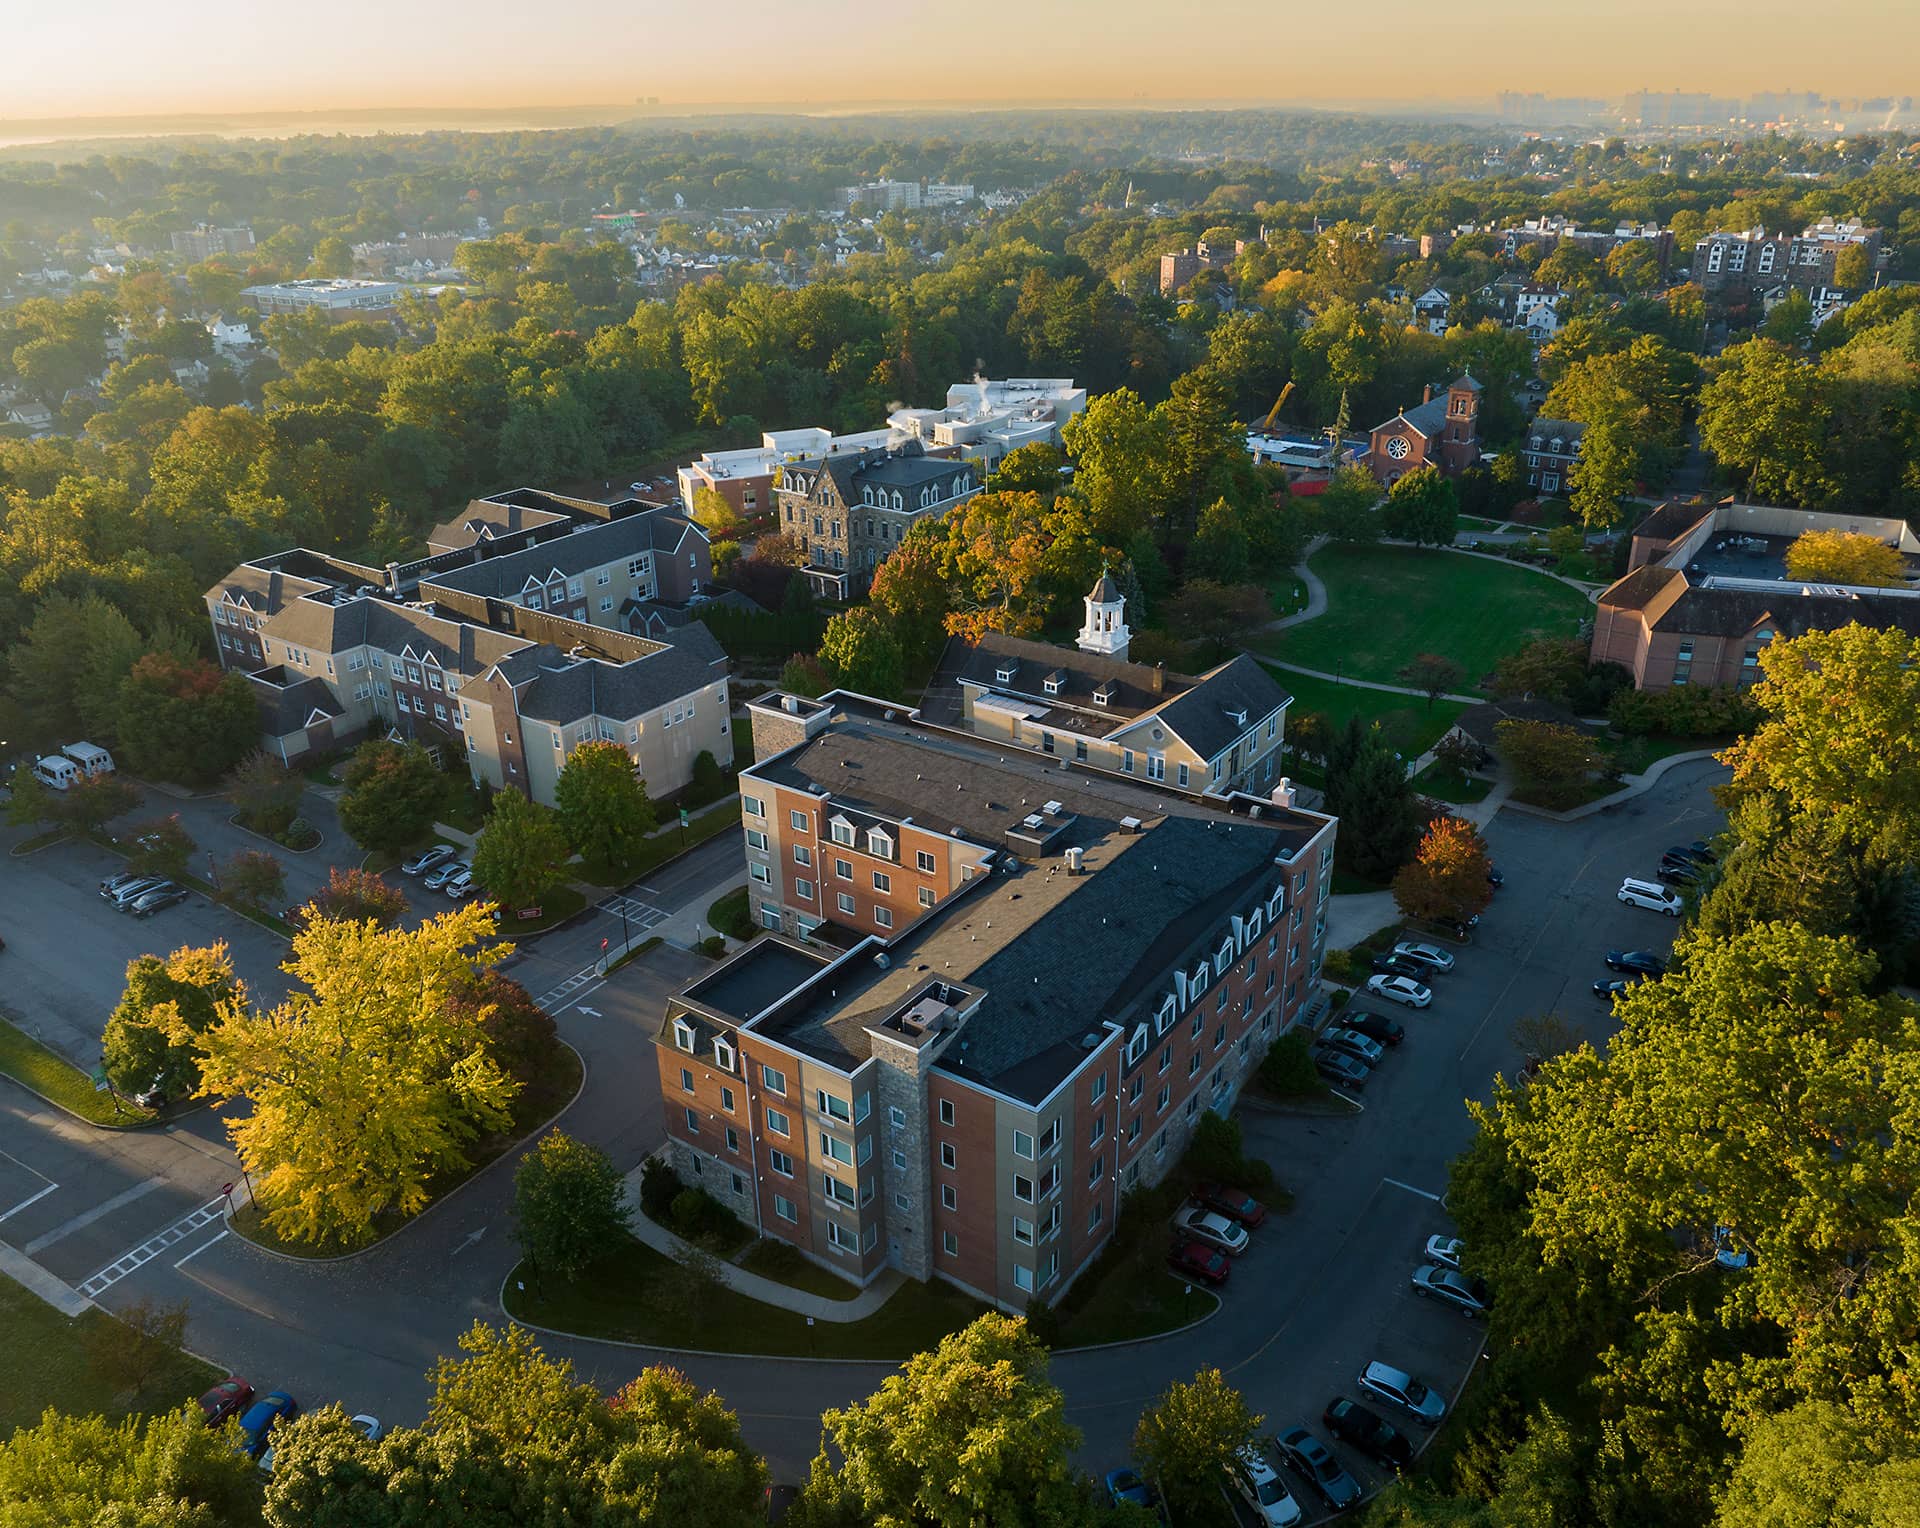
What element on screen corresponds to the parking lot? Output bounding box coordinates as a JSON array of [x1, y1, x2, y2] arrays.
[[1063, 758, 1730, 1518]]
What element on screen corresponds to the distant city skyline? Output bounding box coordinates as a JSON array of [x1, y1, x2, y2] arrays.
[[2, 0, 1915, 123]]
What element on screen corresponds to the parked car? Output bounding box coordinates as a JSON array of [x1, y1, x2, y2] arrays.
[[1322, 1397, 1414, 1469], [1229, 1445, 1303, 1527], [134, 1075, 168, 1110], [444, 870, 481, 900], [1412, 1264, 1492, 1317], [1391, 941, 1455, 975], [1604, 949, 1668, 977], [1193, 1182, 1267, 1228], [1713, 1226, 1754, 1271], [1366, 974, 1432, 1009], [1322, 1026, 1385, 1067], [401, 845, 457, 877], [1369, 953, 1429, 982], [1168, 1239, 1230, 1286], [1655, 859, 1703, 886], [1665, 841, 1716, 866], [1357, 1361, 1446, 1424], [1272, 1426, 1361, 1511], [234, 1391, 299, 1460], [1424, 1235, 1464, 1270], [423, 859, 468, 891], [102, 876, 166, 909], [129, 883, 188, 917], [1315, 1049, 1371, 1089], [1486, 866, 1505, 889], [1618, 877, 1684, 915], [1173, 1204, 1251, 1256], [1103, 1468, 1158, 1512], [197, 1377, 254, 1428], [100, 868, 148, 894], [1342, 1009, 1405, 1048], [1593, 977, 1633, 1000]]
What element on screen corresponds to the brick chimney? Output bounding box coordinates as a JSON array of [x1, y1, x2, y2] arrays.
[[1422, 383, 1434, 406], [1152, 662, 1166, 694]]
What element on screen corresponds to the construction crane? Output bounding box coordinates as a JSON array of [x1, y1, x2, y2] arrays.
[[1260, 381, 1295, 433]]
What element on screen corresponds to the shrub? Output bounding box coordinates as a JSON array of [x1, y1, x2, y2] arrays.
[[696, 934, 727, 960], [667, 1185, 743, 1247], [1023, 1296, 1063, 1348], [639, 1157, 681, 1222], [1182, 1112, 1274, 1191], [1257, 1030, 1323, 1097]]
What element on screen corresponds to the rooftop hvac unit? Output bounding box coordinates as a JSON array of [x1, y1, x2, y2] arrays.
[[1042, 800, 1064, 815], [1022, 814, 1044, 829]]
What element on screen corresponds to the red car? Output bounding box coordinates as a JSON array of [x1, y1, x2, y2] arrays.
[[1194, 1182, 1268, 1228], [198, 1377, 254, 1427], [1169, 1239, 1231, 1286]]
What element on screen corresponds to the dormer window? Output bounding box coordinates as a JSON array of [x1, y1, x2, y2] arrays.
[[1215, 937, 1235, 977], [672, 1020, 696, 1053], [1155, 995, 1177, 1035], [1043, 670, 1065, 696], [996, 663, 1017, 684], [830, 816, 856, 847], [867, 827, 894, 859], [1092, 680, 1116, 707], [713, 1037, 736, 1072]]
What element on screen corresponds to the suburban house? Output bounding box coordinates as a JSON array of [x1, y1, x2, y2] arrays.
[[1519, 419, 1586, 495], [653, 688, 1336, 1310], [1590, 500, 1920, 689], [923, 575, 1293, 798], [1364, 374, 1483, 485], [1412, 286, 1452, 334], [205, 494, 731, 799], [774, 441, 980, 601]]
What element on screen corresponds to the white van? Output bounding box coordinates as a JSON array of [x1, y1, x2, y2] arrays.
[[1618, 877, 1683, 916], [62, 741, 115, 778], [31, 755, 80, 791]]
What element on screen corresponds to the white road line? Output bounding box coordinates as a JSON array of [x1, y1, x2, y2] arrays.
[[548, 980, 606, 1016], [173, 1229, 229, 1269], [1382, 1176, 1442, 1203], [77, 1195, 227, 1298], [24, 1176, 166, 1254], [0, 1182, 59, 1224]]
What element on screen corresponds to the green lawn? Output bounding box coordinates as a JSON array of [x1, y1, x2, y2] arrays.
[[1412, 760, 1493, 804], [737, 1238, 863, 1302], [578, 799, 743, 888], [1258, 544, 1591, 693], [1, 1274, 224, 1437], [1267, 666, 1468, 761], [706, 887, 753, 941], [0, 1014, 150, 1127]]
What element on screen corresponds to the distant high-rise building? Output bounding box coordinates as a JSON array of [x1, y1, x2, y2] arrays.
[[171, 223, 255, 260]]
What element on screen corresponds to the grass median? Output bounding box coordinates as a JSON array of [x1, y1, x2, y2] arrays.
[[0, 1013, 150, 1127]]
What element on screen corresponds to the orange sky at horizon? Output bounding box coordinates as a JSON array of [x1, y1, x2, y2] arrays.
[[2, 0, 1915, 122]]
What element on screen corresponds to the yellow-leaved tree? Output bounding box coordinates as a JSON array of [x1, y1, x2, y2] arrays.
[[196, 902, 518, 1248], [1782, 529, 1904, 588]]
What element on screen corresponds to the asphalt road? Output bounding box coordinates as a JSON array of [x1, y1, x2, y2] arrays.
[[0, 762, 1726, 1493]]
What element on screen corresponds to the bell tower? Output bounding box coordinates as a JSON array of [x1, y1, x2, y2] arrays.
[[1442, 372, 1482, 473], [1077, 569, 1130, 661]]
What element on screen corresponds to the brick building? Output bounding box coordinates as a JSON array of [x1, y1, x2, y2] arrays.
[[1519, 419, 1586, 495], [654, 692, 1336, 1309], [774, 442, 980, 600], [1693, 219, 1885, 307], [1590, 500, 1920, 689], [1364, 374, 1483, 485]]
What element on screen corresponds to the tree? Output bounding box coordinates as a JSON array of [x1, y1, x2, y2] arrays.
[[691, 485, 744, 538], [514, 1131, 633, 1282], [867, 526, 952, 667], [304, 865, 408, 927], [553, 739, 656, 875], [52, 773, 141, 835], [5, 591, 144, 740], [1489, 636, 1588, 702], [223, 848, 286, 911], [1494, 718, 1601, 809], [1392, 816, 1494, 925], [1162, 580, 1270, 656], [819, 606, 904, 698], [472, 789, 569, 912], [1188, 497, 1251, 584], [122, 812, 194, 879], [100, 942, 244, 1097], [1133, 1369, 1262, 1526], [802, 1313, 1090, 1527], [115, 653, 258, 785], [1380, 465, 1458, 545], [1698, 339, 1831, 506], [1719, 625, 1920, 861], [0, 1406, 259, 1526], [1060, 386, 1171, 545], [227, 749, 305, 837], [1782, 529, 1903, 587], [83, 1294, 190, 1398], [778, 652, 832, 697], [1568, 415, 1639, 529], [1323, 717, 1421, 880], [1832, 243, 1873, 292], [1396, 653, 1463, 711], [988, 441, 1067, 496], [338, 739, 444, 853], [194, 904, 518, 1247], [1713, 1399, 1920, 1528], [1319, 464, 1383, 544]]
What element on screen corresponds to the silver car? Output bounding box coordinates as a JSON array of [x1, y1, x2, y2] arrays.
[[1358, 1360, 1446, 1423], [424, 859, 469, 891], [1322, 1026, 1385, 1066], [401, 844, 456, 877], [105, 876, 168, 910], [1392, 941, 1455, 974]]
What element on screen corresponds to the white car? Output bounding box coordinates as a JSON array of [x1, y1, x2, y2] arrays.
[[1173, 1205, 1251, 1256], [1230, 1445, 1303, 1527], [1425, 1235, 1464, 1270], [1392, 941, 1455, 974], [444, 869, 481, 900], [1366, 974, 1432, 1009], [348, 1413, 384, 1441]]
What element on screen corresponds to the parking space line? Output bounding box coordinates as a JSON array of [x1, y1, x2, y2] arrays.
[[24, 1175, 166, 1254], [173, 1229, 229, 1269], [549, 979, 606, 1016], [77, 1195, 228, 1298], [1381, 1177, 1442, 1203], [0, 1182, 59, 1224]]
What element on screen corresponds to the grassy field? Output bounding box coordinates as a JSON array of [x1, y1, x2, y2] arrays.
[[0, 1014, 150, 1127], [1, 1274, 223, 1437], [1267, 666, 1468, 761], [1257, 544, 1591, 693], [1412, 760, 1493, 803]]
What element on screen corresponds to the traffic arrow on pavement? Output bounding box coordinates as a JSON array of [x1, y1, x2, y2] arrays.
[[576, 1006, 601, 1017]]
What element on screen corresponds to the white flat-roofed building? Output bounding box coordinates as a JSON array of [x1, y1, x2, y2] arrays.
[[239, 278, 402, 318]]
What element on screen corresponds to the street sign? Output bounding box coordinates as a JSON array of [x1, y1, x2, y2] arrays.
[[89, 1066, 108, 1092], [679, 809, 689, 828], [600, 937, 609, 953], [517, 906, 543, 920]]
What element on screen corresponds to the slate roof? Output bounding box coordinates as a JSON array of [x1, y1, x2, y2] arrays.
[[260, 595, 530, 677], [1148, 654, 1292, 759], [1526, 418, 1587, 448], [206, 564, 325, 617], [421, 510, 700, 600], [514, 621, 728, 724], [1088, 571, 1122, 603], [1600, 569, 1920, 641], [1631, 501, 1716, 544], [425, 499, 571, 552], [1388, 393, 1450, 439], [247, 670, 343, 736]]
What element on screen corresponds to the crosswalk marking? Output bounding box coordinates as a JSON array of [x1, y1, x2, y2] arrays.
[[77, 1196, 228, 1298]]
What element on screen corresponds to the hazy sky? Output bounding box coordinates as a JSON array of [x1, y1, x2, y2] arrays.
[[3, 0, 1916, 119]]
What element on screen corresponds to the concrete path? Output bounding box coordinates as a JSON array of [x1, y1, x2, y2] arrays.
[[1259, 657, 1481, 706], [1502, 749, 1725, 823], [1326, 891, 1399, 950], [622, 1161, 902, 1322], [1260, 557, 1328, 633]]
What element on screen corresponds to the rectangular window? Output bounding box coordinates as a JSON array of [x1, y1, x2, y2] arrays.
[[725, 1126, 740, 1153], [826, 1220, 856, 1253], [939, 1099, 956, 1126], [875, 907, 893, 929], [762, 1065, 787, 1097], [820, 1134, 853, 1165], [679, 1068, 694, 1094], [1089, 1113, 1106, 1145], [1013, 1130, 1034, 1159], [1014, 1175, 1035, 1203], [683, 1107, 698, 1134], [941, 1184, 957, 1210], [774, 1194, 797, 1222], [917, 850, 936, 873], [890, 1106, 906, 1129], [837, 892, 856, 915], [746, 829, 768, 852], [1177, 763, 1190, 788], [766, 1107, 790, 1136], [743, 795, 764, 818], [824, 1176, 855, 1207], [854, 1092, 871, 1124], [1088, 1202, 1105, 1233], [721, 1085, 735, 1113], [1013, 1265, 1034, 1293], [789, 809, 809, 832], [919, 887, 936, 908], [1088, 1154, 1105, 1186], [1013, 1217, 1034, 1245], [1091, 1072, 1108, 1103], [818, 1090, 851, 1122], [770, 1150, 793, 1176], [795, 878, 815, 901], [940, 1142, 957, 1169], [872, 871, 891, 893], [942, 1230, 959, 1255], [793, 845, 812, 866], [835, 858, 853, 880], [749, 863, 771, 886]]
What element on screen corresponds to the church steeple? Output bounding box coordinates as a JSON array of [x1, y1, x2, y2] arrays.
[[1077, 568, 1131, 660]]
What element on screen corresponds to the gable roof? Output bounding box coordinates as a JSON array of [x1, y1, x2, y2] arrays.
[[1630, 500, 1715, 544], [514, 621, 728, 726]]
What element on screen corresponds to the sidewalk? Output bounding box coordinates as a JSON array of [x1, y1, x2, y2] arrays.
[[621, 1161, 902, 1323]]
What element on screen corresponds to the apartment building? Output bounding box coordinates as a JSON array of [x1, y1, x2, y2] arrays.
[[171, 224, 255, 260], [1591, 500, 1920, 690], [1519, 419, 1586, 495], [774, 443, 980, 600], [205, 503, 730, 800], [1693, 219, 1885, 303], [655, 691, 1335, 1309], [924, 574, 1292, 798]]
